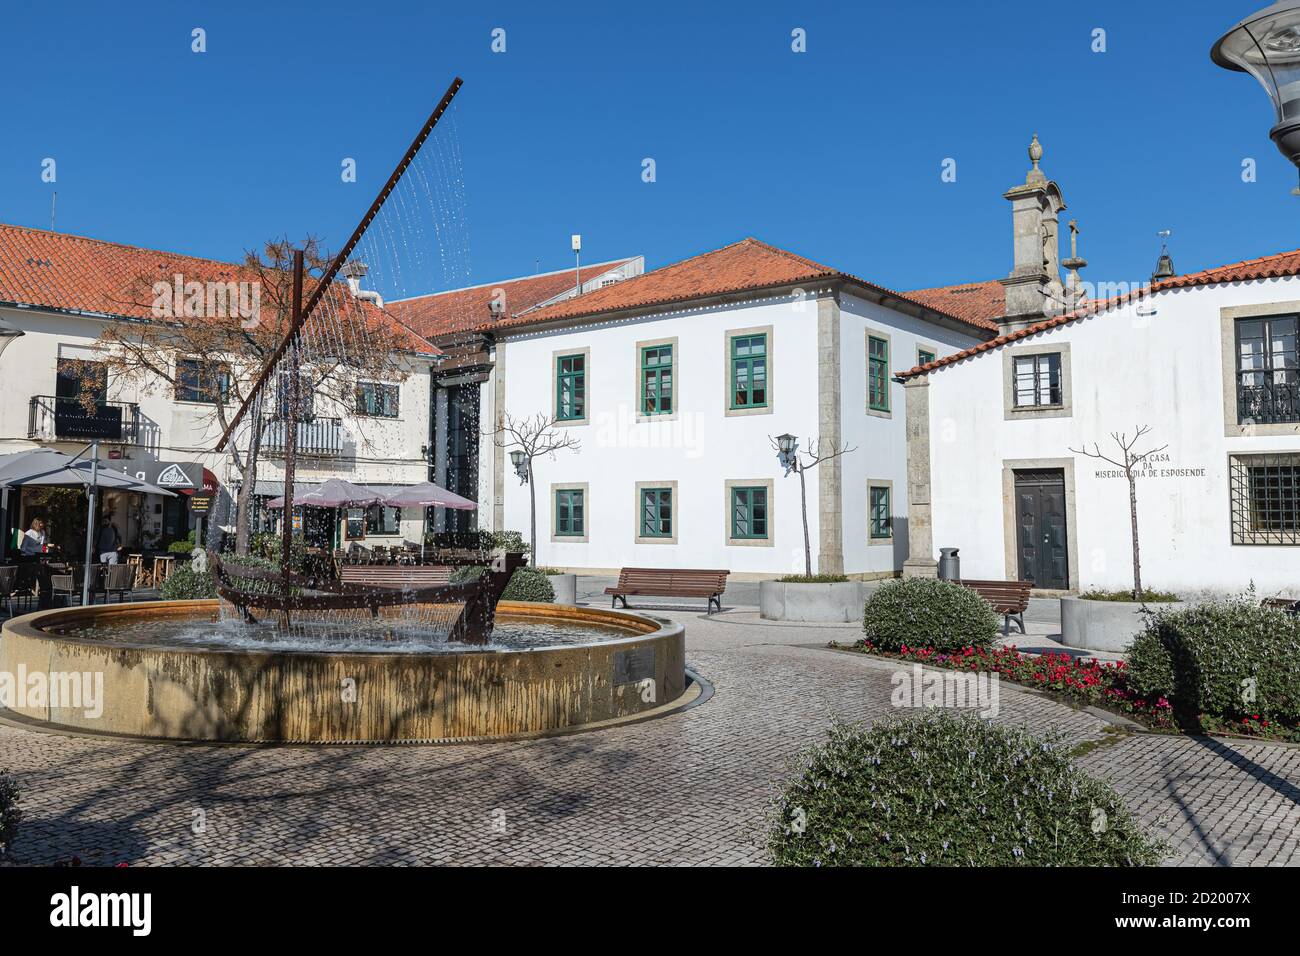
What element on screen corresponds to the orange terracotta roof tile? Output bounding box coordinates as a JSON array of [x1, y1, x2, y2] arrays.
[[905, 279, 1005, 329], [0, 221, 440, 356], [387, 257, 638, 339], [894, 246, 1300, 380], [482, 238, 998, 335]]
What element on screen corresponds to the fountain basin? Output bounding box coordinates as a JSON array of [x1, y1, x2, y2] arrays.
[[0, 600, 686, 743]]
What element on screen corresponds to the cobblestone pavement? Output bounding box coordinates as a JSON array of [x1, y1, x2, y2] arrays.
[[2, 604, 1299, 866]]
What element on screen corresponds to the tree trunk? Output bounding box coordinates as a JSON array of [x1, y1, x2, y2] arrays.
[[234, 391, 264, 555], [799, 466, 811, 576], [1127, 468, 1142, 600], [527, 457, 536, 563]]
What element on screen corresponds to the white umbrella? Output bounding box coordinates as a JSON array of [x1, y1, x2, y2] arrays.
[[265, 477, 385, 509], [381, 481, 477, 511]]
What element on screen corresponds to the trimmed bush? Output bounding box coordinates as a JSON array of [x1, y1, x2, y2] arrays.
[[0, 770, 23, 856], [160, 563, 218, 600], [769, 713, 1163, 867], [501, 568, 555, 603], [777, 574, 850, 584], [1080, 588, 1179, 603], [863, 578, 999, 653], [1127, 593, 1300, 726]]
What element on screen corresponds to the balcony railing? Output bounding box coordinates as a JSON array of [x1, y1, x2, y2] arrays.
[[260, 416, 343, 457], [28, 396, 140, 444], [1238, 382, 1300, 425]]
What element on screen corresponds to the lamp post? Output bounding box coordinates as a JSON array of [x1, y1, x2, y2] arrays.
[[509, 449, 529, 484], [773, 433, 812, 576], [1212, 2, 1300, 177]]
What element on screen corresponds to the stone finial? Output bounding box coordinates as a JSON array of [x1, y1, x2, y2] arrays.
[[1026, 134, 1047, 185], [1062, 219, 1088, 303]]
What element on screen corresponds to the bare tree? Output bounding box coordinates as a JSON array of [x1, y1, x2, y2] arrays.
[[487, 412, 581, 559], [75, 237, 411, 553], [771, 435, 857, 576], [1070, 425, 1168, 600]]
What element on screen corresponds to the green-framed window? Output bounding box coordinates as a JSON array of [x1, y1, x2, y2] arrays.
[[640, 487, 673, 538], [355, 381, 399, 418], [730, 486, 768, 540], [555, 488, 585, 536], [917, 348, 936, 367], [556, 353, 586, 421], [869, 485, 891, 540], [730, 333, 768, 409], [868, 335, 890, 412], [641, 344, 674, 416]]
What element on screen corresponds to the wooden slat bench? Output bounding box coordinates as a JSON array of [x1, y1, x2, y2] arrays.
[[1262, 597, 1300, 615], [339, 565, 452, 590], [605, 567, 730, 614], [958, 579, 1033, 636]]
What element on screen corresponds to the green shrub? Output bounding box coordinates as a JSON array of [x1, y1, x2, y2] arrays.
[[487, 530, 530, 556], [501, 568, 555, 603], [777, 574, 850, 583], [160, 563, 218, 600], [862, 578, 999, 653], [0, 770, 21, 856], [450, 565, 486, 584], [251, 532, 310, 572], [769, 713, 1163, 867], [1126, 593, 1300, 726], [1080, 588, 1179, 603], [167, 530, 199, 555]]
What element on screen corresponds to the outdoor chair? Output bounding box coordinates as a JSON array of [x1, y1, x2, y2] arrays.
[[12, 563, 39, 612], [0, 565, 17, 616], [100, 563, 136, 602], [51, 565, 95, 606]]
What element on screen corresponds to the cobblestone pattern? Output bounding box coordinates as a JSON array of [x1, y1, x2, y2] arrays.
[[1, 612, 1298, 866]]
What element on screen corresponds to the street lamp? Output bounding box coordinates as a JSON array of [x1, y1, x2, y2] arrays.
[[775, 433, 799, 475], [1212, 2, 1300, 173], [509, 449, 529, 484]]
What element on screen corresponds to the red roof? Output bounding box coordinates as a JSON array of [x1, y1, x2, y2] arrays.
[[895, 246, 1300, 379], [0, 222, 440, 356], [483, 238, 998, 335], [387, 258, 639, 339], [906, 280, 1004, 330]]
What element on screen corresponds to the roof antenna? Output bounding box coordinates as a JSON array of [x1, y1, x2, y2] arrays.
[[50, 191, 57, 231]]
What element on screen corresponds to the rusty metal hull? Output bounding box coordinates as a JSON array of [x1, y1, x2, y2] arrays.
[[0, 600, 686, 743]]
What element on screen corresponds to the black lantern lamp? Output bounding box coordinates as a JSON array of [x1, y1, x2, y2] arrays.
[[1213, 2, 1300, 175]]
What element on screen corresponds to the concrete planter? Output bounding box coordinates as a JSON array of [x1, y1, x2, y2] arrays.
[[547, 572, 577, 605], [1060, 596, 1187, 653], [760, 580, 865, 623]]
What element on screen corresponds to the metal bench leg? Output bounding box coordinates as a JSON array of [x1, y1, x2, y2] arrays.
[[1014, 612, 1026, 635], [709, 594, 720, 614], [1003, 614, 1010, 637]]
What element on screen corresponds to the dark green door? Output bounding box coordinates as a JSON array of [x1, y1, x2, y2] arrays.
[[1014, 469, 1068, 590]]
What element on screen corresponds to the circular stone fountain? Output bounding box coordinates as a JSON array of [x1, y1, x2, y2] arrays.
[[0, 600, 686, 743]]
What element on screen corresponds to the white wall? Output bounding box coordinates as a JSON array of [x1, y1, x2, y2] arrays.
[[924, 277, 1300, 596], [838, 292, 985, 576]]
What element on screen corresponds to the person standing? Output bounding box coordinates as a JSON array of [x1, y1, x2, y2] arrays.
[[97, 517, 121, 565]]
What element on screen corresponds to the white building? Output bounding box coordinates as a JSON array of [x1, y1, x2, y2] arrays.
[[0, 222, 441, 553], [409, 238, 994, 577], [899, 144, 1300, 597]]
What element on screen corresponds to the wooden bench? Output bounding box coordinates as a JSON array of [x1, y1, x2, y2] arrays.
[[958, 579, 1033, 636], [339, 565, 452, 590], [605, 568, 730, 614], [1262, 597, 1300, 615]]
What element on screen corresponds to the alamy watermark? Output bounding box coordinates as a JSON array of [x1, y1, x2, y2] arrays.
[[0, 665, 104, 719], [890, 663, 1000, 718]]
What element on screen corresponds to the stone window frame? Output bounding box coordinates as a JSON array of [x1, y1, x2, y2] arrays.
[[634, 479, 679, 545], [867, 478, 893, 542], [552, 346, 590, 427], [550, 481, 589, 543], [635, 335, 679, 423], [1220, 299, 1300, 437], [724, 325, 774, 418], [724, 477, 775, 547], [1002, 341, 1072, 420], [1000, 457, 1080, 592], [866, 329, 893, 419]]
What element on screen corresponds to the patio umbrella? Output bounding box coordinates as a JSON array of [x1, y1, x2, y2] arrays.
[[0, 447, 177, 603], [265, 477, 385, 509], [380, 481, 477, 510]]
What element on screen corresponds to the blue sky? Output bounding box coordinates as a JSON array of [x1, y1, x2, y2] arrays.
[[0, 1, 1291, 296]]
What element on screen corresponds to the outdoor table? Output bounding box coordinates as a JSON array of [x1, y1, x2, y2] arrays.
[[152, 555, 175, 587], [126, 554, 149, 587]]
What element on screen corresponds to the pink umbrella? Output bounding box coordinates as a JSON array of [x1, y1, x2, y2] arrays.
[[266, 477, 385, 509], [381, 481, 477, 511]]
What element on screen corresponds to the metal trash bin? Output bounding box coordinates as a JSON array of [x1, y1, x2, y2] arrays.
[[938, 547, 960, 581]]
